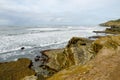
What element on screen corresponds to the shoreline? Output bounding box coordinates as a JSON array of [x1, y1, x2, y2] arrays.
[[0, 19, 120, 80]]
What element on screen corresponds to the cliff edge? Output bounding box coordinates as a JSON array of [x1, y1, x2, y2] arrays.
[[47, 35, 120, 80]]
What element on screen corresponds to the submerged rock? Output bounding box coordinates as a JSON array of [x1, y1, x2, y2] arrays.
[[0, 58, 36, 80], [21, 47, 25, 50]]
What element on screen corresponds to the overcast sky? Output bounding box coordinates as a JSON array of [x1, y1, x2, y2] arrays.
[[0, 0, 120, 26]]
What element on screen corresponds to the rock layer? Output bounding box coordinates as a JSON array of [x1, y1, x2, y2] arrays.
[[39, 37, 94, 77], [47, 35, 120, 80]]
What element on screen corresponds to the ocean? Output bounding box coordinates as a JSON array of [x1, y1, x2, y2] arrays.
[[0, 26, 106, 62]]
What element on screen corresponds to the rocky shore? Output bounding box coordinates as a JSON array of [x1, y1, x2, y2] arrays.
[[89, 19, 120, 39], [47, 35, 120, 80], [0, 19, 120, 80]]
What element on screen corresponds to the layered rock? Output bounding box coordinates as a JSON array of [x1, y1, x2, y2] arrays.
[[64, 37, 94, 65], [0, 58, 36, 80], [39, 37, 94, 77], [47, 35, 120, 80]]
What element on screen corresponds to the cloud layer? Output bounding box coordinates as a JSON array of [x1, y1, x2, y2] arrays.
[[0, 0, 120, 26]]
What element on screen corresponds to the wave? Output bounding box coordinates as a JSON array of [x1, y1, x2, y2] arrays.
[[0, 26, 106, 62], [0, 41, 67, 62]]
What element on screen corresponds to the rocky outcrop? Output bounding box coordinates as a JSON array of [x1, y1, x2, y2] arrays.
[[100, 19, 120, 27], [38, 37, 94, 77], [99, 19, 120, 34], [0, 58, 36, 80], [42, 37, 94, 71], [64, 37, 93, 65], [47, 35, 120, 80]]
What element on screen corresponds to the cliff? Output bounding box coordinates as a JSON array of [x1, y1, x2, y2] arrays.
[[47, 35, 120, 80], [100, 19, 120, 27], [100, 19, 120, 34], [91, 19, 120, 37], [37, 37, 94, 78]]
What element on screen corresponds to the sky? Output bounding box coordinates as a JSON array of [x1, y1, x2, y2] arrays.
[[0, 0, 120, 26]]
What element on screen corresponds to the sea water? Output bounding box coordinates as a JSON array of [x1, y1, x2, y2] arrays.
[[0, 26, 106, 62]]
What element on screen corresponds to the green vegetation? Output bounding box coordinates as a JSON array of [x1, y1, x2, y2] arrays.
[[100, 19, 120, 27]]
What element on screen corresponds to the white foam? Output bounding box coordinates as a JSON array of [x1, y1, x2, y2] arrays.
[[0, 26, 105, 61], [27, 27, 59, 31]]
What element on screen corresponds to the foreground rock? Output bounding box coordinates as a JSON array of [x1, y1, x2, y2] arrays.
[[0, 58, 36, 80], [47, 35, 120, 80], [39, 37, 94, 77]]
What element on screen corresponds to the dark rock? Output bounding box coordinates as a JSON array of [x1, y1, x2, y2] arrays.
[[37, 74, 45, 80], [21, 47, 25, 50], [34, 55, 48, 63], [35, 55, 41, 61]]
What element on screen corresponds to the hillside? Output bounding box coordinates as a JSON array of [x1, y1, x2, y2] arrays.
[[100, 19, 120, 27]]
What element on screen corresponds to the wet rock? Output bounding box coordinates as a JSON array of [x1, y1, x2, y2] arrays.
[[34, 55, 41, 62], [21, 47, 25, 50], [34, 54, 48, 64]]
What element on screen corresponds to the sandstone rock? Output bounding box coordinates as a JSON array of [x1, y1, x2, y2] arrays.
[[38, 37, 94, 77], [40, 49, 64, 76], [21, 75, 37, 80], [41, 37, 94, 71], [64, 37, 93, 66], [47, 35, 120, 80], [0, 58, 36, 80]]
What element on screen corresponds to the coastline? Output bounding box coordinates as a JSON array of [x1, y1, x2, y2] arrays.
[[0, 19, 120, 80]]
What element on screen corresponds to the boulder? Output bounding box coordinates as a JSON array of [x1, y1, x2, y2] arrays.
[[21, 47, 25, 50], [0, 58, 36, 80]]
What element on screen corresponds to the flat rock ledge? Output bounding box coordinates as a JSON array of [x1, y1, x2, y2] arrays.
[[0, 58, 36, 80]]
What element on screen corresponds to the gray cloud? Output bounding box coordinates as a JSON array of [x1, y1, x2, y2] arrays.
[[0, 0, 120, 26]]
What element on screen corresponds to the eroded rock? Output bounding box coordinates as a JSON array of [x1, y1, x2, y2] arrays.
[[47, 35, 120, 80], [37, 37, 94, 77]]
